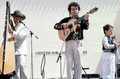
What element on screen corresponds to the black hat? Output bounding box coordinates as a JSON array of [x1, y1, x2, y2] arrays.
[[11, 10, 26, 20]]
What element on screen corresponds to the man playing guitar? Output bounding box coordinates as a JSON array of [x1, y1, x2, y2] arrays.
[[54, 2, 89, 79]]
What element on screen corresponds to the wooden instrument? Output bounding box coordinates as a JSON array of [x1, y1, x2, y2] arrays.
[[0, 1, 15, 75], [58, 7, 98, 41]]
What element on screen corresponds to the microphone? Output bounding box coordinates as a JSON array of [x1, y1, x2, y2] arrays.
[[19, 20, 23, 23], [19, 20, 22, 23], [19, 20, 25, 26], [111, 35, 116, 44], [70, 14, 72, 17], [111, 35, 116, 40]]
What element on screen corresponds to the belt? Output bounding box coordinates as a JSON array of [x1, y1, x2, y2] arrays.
[[71, 38, 83, 40], [103, 50, 111, 52]]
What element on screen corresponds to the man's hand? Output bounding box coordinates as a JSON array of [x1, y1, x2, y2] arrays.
[[84, 14, 89, 21], [8, 37, 14, 42], [62, 23, 69, 29], [112, 39, 115, 44], [117, 42, 120, 48], [8, 23, 13, 34]]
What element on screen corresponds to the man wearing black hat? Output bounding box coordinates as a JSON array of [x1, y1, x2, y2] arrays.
[[8, 10, 28, 79]]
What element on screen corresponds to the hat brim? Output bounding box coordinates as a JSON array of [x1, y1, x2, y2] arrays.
[[11, 14, 26, 20]]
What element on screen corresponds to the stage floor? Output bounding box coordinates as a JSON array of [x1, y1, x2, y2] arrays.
[[30, 77, 120, 79], [30, 78, 120, 79]]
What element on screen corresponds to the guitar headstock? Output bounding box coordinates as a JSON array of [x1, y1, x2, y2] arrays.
[[87, 7, 98, 14]]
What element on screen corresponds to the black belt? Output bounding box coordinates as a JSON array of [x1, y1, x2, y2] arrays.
[[103, 50, 111, 52], [103, 50, 115, 54], [71, 37, 83, 40]]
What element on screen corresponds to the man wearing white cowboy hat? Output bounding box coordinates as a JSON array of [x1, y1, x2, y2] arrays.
[[8, 10, 28, 79]]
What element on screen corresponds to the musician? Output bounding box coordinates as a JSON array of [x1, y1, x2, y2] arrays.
[[8, 10, 28, 79], [102, 24, 120, 79], [54, 2, 89, 79]]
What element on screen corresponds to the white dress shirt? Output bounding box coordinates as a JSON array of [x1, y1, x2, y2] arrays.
[[12, 23, 29, 55], [102, 36, 116, 50]]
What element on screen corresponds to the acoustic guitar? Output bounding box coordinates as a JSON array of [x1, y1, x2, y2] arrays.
[[58, 7, 98, 41]]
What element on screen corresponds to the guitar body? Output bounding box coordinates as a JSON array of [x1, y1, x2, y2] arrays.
[[0, 35, 15, 75], [58, 19, 79, 41]]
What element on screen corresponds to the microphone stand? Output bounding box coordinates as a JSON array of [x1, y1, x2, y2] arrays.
[[56, 28, 70, 79], [70, 14, 79, 42], [82, 67, 89, 79], [20, 21, 38, 79]]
